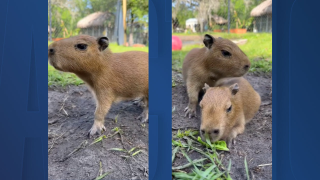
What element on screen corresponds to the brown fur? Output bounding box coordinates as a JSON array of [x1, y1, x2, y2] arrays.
[[48, 35, 148, 136], [182, 34, 251, 117], [199, 77, 261, 147]]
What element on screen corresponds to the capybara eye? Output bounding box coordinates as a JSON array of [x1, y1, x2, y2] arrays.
[[201, 130, 205, 135], [221, 50, 231, 57], [226, 105, 232, 113], [75, 44, 88, 50]]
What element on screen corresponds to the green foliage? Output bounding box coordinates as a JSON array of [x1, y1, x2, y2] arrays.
[[174, 3, 195, 29], [173, 0, 266, 31], [172, 129, 231, 180], [127, 0, 148, 20], [89, 0, 117, 12], [127, 0, 149, 35]]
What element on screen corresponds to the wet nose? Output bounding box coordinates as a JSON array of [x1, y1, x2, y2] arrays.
[[201, 129, 205, 135], [213, 129, 220, 134], [49, 48, 55, 55], [244, 64, 250, 70]]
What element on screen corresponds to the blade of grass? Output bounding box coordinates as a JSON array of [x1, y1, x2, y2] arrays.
[[128, 147, 137, 153], [244, 156, 250, 180], [90, 135, 107, 146], [95, 172, 111, 180], [132, 150, 142, 156], [108, 148, 127, 152], [172, 146, 180, 163], [172, 158, 207, 170], [199, 164, 216, 180], [172, 172, 194, 179], [226, 159, 232, 180], [208, 171, 225, 180], [114, 114, 119, 123]]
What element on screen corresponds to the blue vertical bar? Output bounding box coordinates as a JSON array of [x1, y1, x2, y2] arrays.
[[149, 0, 172, 179]]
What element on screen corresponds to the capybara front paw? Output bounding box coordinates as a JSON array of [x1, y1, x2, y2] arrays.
[[184, 106, 196, 118], [136, 113, 149, 123], [133, 98, 144, 106], [88, 122, 106, 138], [226, 137, 236, 149]]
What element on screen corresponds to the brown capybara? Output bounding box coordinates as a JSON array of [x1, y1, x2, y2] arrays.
[[199, 77, 261, 147], [182, 34, 251, 118], [48, 35, 148, 137]]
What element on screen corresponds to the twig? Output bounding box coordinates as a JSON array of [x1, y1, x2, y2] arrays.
[[67, 140, 87, 157], [48, 132, 66, 153], [258, 163, 272, 167], [119, 132, 127, 151], [58, 140, 88, 162], [59, 95, 69, 116]]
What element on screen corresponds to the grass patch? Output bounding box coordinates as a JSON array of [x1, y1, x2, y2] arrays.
[[172, 33, 272, 73], [48, 42, 148, 86], [172, 129, 232, 180]]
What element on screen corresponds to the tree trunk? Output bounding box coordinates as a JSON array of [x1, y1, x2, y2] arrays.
[[129, 17, 134, 46], [200, 21, 203, 32]]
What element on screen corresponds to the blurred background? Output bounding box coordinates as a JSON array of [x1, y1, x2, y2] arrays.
[[48, 0, 149, 86], [172, 0, 272, 73], [48, 0, 148, 47], [172, 0, 271, 33]]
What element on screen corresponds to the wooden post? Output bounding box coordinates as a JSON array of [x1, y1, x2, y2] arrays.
[[49, 0, 52, 41], [266, 15, 269, 32], [123, 0, 127, 45], [228, 0, 230, 33]]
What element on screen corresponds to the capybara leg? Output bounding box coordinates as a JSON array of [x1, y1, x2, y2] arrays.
[[227, 122, 245, 148], [88, 100, 112, 137], [133, 97, 143, 106], [185, 81, 200, 118], [137, 96, 148, 123]]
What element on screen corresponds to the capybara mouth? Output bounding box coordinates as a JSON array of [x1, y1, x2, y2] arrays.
[[49, 59, 63, 71]]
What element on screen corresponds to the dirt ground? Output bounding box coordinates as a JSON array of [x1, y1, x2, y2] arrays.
[[172, 71, 272, 180], [48, 85, 149, 180]]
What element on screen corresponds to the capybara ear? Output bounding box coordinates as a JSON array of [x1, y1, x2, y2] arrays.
[[229, 83, 239, 95], [202, 83, 210, 92], [97, 37, 109, 51], [199, 100, 203, 108], [203, 34, 215, 49]]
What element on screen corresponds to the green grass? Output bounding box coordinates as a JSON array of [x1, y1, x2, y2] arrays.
[[48, 42, 148, 86], [172, 129, 232, 180], [172, 32, 272, 73]]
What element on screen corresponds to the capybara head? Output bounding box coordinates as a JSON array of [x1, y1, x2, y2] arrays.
[[48, 35, 109, 72], [203, 34, 250, 77], [199, 83, 239, 142]]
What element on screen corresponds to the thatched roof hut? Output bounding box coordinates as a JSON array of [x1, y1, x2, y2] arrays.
[[250, 0, 272, 17], [212, 14, 227, 25], [251, 0, 272, 32], [77, 12, 111, 28]]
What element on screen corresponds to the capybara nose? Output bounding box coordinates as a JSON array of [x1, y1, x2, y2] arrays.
[[49, 48, 55, 55], [213, 129, 220, 134], [244, 65, 250, 70], [201, 129, 205, 135]]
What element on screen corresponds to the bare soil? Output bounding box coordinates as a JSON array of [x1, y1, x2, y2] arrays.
[[48, 85, 149, 180], [172, 71, 272, 180]]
